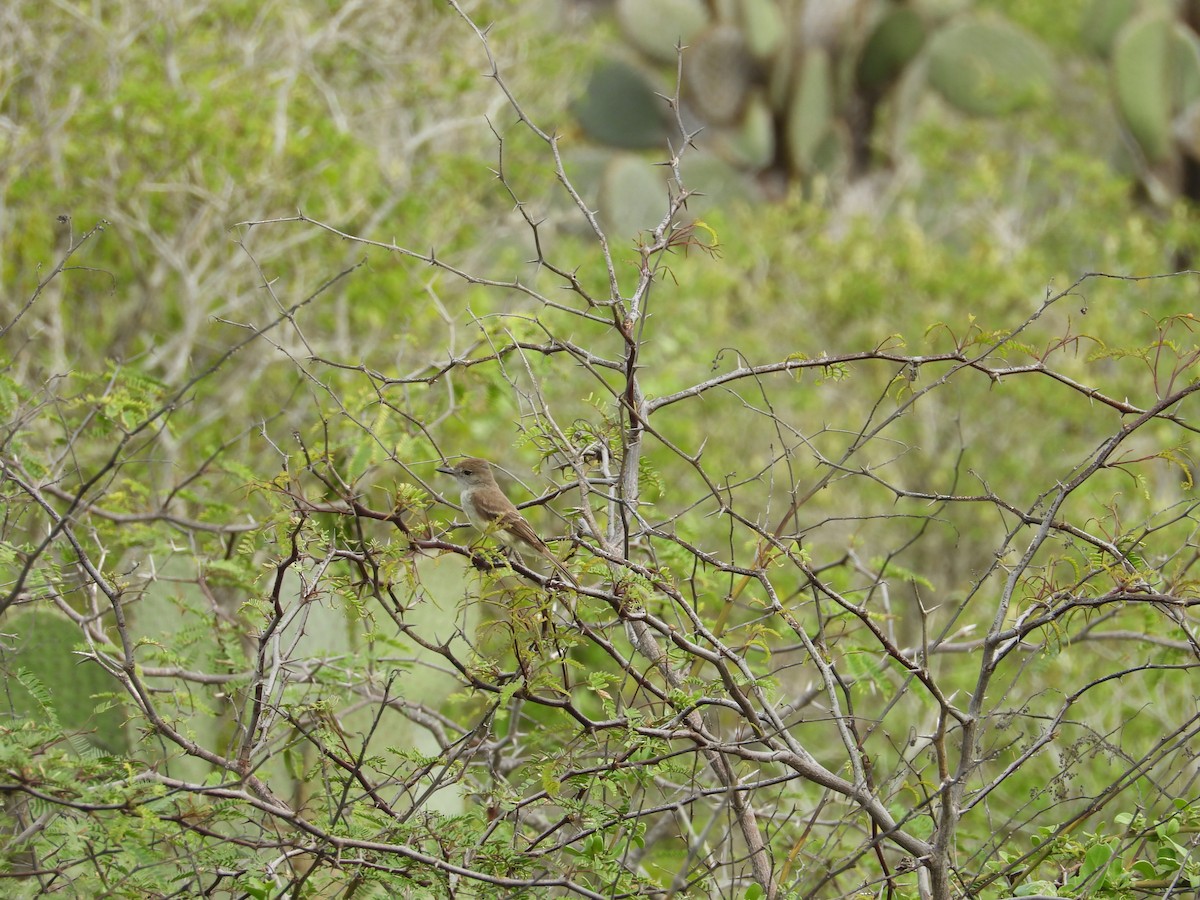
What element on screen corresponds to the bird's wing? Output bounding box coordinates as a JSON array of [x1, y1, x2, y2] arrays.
[[501, 510, 549, 551], [504, 511, 578, 586]]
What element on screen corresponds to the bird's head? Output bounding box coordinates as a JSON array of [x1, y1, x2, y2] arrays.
[[436, 457, 495, 487]]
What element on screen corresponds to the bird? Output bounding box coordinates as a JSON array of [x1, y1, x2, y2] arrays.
[[436, 457, 577, 586]]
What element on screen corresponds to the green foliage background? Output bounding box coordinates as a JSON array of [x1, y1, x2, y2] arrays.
[[1, 0, 1199, 897]]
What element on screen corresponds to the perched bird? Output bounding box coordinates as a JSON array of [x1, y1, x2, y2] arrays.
[[437, 457, 577, 586]]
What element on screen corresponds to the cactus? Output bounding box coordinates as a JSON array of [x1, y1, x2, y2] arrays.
[[909, 0, 973, 19], [1111, 12, 1200, 163], [722, 89, 776, 168], [738, 0, 785, 62], [573, 58, 668, 150], [798, 0, 867, 50], [6, 611, 128, 753], [926, 17, 1054, 116], [580, 0, 1054, 188], [684, 24, 755, 126], [600, 154, 673, 240], [857, 5, 927, 96], [1079, 0, 1138, 57], [787, 48, 834, 173], [615, 0, 711, 65]]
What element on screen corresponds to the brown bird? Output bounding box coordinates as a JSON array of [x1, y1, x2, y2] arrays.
[[437, 457, 577, 586]]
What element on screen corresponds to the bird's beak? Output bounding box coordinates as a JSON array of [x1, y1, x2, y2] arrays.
[[436, 464, 456, 476]]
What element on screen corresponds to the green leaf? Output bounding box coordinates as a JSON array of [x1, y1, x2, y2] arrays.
[[1131, 859, 1158, 878]]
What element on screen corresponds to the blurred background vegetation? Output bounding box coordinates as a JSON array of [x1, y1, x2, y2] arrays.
[[2, 0, 1200, 896]]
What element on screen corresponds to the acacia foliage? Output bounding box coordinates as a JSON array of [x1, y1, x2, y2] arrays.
[[2, 2, 1200, 899]]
